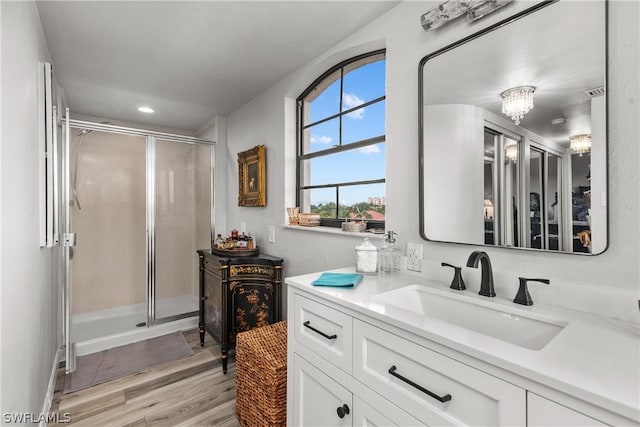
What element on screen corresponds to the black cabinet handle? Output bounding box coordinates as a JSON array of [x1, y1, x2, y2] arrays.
[[388, 365, 452, 403], [336, 404, 350, 419], [303, 321, 337, 340]]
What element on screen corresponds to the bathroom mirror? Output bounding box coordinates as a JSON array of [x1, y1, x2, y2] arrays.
[[419, 0, 607, 255]]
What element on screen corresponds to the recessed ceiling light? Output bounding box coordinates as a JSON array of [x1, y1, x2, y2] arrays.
[[137, 106, 154, 114], [551, 117, 567, 125]]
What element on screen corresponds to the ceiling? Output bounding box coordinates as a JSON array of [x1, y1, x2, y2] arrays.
[[36, 1, 400, 132]]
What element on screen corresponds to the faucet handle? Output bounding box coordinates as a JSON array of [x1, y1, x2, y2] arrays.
[[514, 277, 550, 306], [441, 262, 466, 291]]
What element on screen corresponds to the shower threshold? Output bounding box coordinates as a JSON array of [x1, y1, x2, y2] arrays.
[[71, 296, 198, 356]]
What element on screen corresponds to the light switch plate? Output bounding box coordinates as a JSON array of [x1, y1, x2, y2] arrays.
[[407, 242, 423, 272], [268, 225, 275, 243]]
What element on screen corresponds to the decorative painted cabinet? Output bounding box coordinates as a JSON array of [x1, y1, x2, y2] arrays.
[[197, 250, 283, 373]]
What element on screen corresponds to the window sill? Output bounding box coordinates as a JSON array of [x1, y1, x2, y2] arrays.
[[281, 224, 385, 239]]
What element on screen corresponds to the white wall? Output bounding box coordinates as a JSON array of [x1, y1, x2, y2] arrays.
[[223, 0, 639, 305], [1, 1, 60, 418], [196, 116, 228, 238], [424, 104, 484, 244]]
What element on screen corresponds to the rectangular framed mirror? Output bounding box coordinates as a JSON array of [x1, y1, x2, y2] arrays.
[[419, 0, 607, 255]]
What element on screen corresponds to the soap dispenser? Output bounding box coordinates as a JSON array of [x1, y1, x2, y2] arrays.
[[379, 231, 400, 274]]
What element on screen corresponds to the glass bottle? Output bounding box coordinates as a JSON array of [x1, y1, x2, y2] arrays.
[[379, 231, 400, 274], [238, 232, 247, 248], [355, 238, 378, 274]]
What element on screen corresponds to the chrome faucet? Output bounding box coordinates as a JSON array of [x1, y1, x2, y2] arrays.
[[466, 251, 496, 297]]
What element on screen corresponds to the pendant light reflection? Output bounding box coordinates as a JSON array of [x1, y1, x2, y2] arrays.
[[570, 134, 591, 156], [500, 86, 535, 125], [505, 142, 518, 163]]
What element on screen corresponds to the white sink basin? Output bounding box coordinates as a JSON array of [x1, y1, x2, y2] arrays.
[[372, 285, 567, 350]]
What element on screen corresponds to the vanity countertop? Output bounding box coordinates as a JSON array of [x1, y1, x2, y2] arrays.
[[285, 268, 640, 423]]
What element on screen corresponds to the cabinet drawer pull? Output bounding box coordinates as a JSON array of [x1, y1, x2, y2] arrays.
[[336, 404, 350, 419], [303, 321, 337, 340], [388, 365, 452, 403]]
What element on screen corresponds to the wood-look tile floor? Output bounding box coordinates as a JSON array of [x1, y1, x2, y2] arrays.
[[49, 329, 241, 427]]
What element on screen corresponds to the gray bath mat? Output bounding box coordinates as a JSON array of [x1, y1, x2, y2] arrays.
[[63, 331, 193, 394]]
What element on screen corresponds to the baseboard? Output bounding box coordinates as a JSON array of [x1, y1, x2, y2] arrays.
[[39, 348, 62, 427]]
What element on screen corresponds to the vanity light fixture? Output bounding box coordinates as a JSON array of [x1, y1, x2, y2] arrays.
[[570, 134, 591, 156], [421, 0, 513, 31], [505, 142, 518, 162], [421, 0, 467, 31], [467, 0, 513, 21], [137, 106, 154, 114], [500, 86, 535, 125]]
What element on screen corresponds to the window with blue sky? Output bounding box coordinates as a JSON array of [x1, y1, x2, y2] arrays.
[[297, 50, 386, 226]]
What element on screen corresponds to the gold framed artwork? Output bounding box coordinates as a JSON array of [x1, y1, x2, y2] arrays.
[[238, 145, 266, 207]]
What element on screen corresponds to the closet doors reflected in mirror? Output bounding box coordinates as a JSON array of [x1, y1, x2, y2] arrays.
[[419, 0, 607, 255]]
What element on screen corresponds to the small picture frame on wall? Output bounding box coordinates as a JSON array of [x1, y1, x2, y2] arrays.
[[238, 145, 266, 207]]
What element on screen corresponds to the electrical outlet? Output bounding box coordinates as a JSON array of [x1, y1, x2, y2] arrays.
[[240, 222, 246, 233], [268, 225, 275, 243], [406, 242, 423, 272]]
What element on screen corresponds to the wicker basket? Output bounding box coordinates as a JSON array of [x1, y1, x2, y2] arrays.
[[298, 213, 321, 226], [235, 321, 287, 427]]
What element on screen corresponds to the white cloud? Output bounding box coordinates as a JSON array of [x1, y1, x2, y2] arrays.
[[310, 134, 333, 145], [343, 93, 365, 119], [358, 144, 381, 154]]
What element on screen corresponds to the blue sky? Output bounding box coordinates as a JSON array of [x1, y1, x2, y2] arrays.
[[305, 60, 386, 206]]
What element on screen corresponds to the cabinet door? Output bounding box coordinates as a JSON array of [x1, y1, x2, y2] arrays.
[[203, 269, 222, 343], [229, 281, 275, 339], [293, 354, 353, 427], [528, 393, 609, 426]]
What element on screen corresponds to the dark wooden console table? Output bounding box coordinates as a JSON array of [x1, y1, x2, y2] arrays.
[[197, 249, 283, 373]]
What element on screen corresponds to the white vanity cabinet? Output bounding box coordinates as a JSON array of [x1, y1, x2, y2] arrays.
[[289, 290, 526, 426], [286, 272, 638, 427]]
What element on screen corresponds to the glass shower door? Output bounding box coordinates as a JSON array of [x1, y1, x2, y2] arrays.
[[153, 139, 212, 322], [70, 128, 147, 336]]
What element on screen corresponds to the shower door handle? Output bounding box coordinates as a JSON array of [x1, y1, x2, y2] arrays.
[[63, 233, 76, 260]]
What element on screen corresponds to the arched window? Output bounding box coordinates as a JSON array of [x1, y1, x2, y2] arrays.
[[296, 50, 386, 229]]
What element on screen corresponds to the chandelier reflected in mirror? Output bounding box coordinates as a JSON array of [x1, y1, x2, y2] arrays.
[[570, 134, 591, 156], [500, 86, 535, 125]]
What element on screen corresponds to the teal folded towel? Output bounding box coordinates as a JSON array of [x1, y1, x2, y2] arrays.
[[311, 272, 363, 287]]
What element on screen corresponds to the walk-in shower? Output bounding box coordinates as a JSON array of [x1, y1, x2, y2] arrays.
[[62, 117, 214, 366]]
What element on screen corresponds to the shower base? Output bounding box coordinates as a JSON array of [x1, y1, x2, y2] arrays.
[[71, 295, 198, 356]]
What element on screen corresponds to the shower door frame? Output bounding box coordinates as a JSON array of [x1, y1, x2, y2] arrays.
[[62, 117, 215, 371]]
